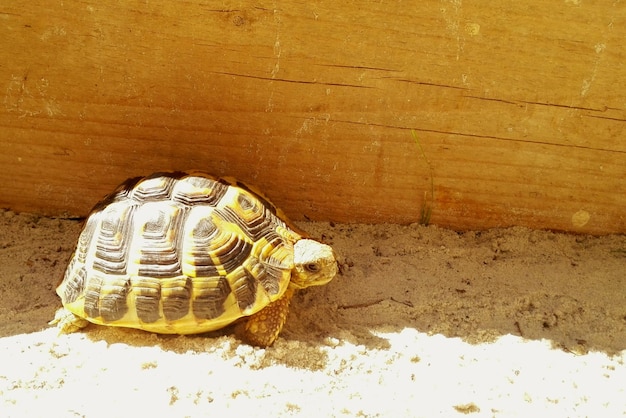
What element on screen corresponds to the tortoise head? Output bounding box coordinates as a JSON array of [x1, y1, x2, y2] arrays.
[[291, 239, 338, 289]]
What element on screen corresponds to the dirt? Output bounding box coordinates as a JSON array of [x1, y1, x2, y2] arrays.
[[0, 209, 625, 417]]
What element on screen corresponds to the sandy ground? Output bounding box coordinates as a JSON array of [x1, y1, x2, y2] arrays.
[[0, 208, 625, 417]]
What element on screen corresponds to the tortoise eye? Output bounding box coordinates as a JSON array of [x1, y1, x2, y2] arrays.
[[304, 263, 320, 273]]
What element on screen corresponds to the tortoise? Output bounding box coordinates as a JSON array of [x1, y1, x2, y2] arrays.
[[50, 171, 338, 346]]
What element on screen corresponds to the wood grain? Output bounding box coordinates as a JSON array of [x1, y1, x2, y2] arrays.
[[0, 1, 624, 234]]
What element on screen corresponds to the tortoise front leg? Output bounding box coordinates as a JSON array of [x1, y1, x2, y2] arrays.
[[244, 288, 295, 347]]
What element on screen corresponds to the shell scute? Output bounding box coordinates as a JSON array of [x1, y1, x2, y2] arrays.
[[191, 275, 231, 320], [160, 276, 193, 321], [171, 175, 229, 206], [135, 203, 185, 278], [93, 203, 136, 276]]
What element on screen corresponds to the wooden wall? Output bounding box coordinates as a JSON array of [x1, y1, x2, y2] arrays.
[[1, 1, 624, 234]]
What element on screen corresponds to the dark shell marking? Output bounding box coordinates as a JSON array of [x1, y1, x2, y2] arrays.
[[57, 172, 299, 334]]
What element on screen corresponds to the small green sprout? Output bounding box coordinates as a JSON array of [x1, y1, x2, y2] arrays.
[[411, 130, 434, 226]]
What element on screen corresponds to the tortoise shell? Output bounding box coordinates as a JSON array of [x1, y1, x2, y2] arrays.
[[55, 171, 320, 337]]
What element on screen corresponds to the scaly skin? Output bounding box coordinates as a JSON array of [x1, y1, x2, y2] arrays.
[[244, 287, 295, 346], [49, 308, 89, 334]]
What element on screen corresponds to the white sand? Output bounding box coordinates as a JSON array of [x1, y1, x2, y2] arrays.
[[1, 211, 624, 417]]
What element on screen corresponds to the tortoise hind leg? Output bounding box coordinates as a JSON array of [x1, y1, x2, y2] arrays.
[[244, 288, 295, 347], [49, 308, 89, 334]]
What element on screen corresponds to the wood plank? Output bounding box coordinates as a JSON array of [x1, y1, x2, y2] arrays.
[[0, 1, 625, 234]]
